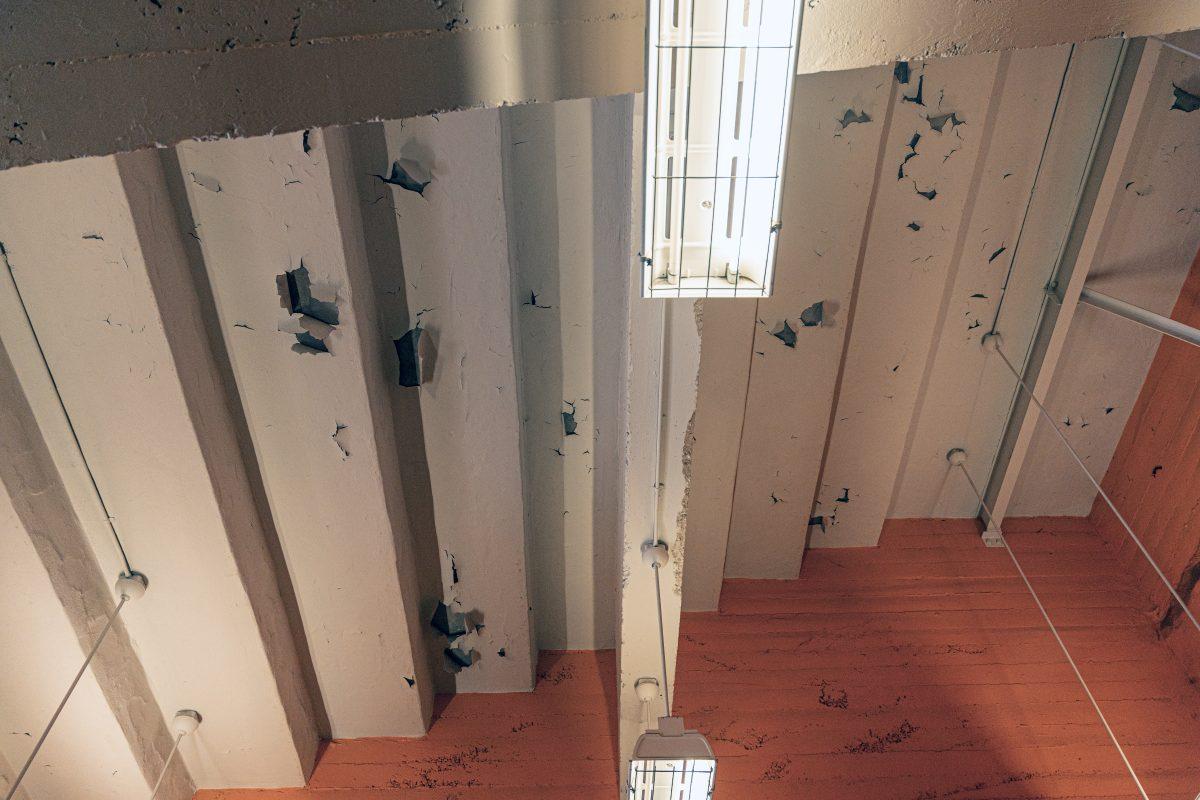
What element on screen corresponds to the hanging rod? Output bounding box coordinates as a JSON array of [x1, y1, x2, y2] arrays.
[[1078, 285, 1200, 348]]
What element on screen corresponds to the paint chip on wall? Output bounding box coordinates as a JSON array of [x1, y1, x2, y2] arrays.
[[1171, 84, 1200, 113]]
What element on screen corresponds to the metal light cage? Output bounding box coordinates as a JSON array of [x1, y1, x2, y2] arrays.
[[628, 717, 717, 799], [641, 0, 804, 298]]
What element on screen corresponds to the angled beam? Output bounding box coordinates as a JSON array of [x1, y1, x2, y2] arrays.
[[986, 39, 1160, 524], [370, 109, 536, 692], [173, 130, 435, 734], [0, 155, 316, 787]]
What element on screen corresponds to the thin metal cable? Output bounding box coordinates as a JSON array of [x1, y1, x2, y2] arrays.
[[1152, 36, 1200, 62], [992, 343, 1200, 637], [4, 597, 128, 800], [652, 562, 671, 720], [2, 252, 134, 574], [953, 463, 1150, 800], [148, 732, 185, 800]]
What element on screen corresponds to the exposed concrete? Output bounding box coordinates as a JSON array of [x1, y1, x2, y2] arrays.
[[173, 130, 432, 736], [0, 156, 312, 787], [0, 345, 186, 800], [0, 1, 644, 170], [5, 2, 1199, 171], [501, 95, 629, 649], [376, 108, 536, 693], [798, 2, 1200, 74]]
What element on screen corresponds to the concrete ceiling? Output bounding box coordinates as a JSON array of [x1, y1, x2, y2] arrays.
[[0, 11, 1198, 800]]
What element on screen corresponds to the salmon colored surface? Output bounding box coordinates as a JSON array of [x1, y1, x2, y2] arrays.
[[196, 650, 619, 799], [1092, 244, 1200, 670], [199, 518, 1200, 799], [676, 518, 1200, 799]]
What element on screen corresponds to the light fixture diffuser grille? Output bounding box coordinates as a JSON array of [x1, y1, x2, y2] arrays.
[[641, 0, 803, 298]]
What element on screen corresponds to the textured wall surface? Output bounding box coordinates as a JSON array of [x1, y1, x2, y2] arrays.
[[675, 518, 1200, 799], [1092, 245, 1200, 669]]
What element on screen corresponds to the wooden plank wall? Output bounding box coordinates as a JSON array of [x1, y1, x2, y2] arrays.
[[676, 518, 1200, 799], [1091, 245, 1200, 675], [195, 651, 618, 799]]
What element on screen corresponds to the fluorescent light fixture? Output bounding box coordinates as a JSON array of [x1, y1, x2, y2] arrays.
[[641, 0, 804, 298], [628, 716, 717, 799]]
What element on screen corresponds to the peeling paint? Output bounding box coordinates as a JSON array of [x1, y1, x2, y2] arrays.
[[561, 401, 578, 436], [837, 109, 872, 129], [394, 325, 425, 387], [902, 74, 925, 106], [1170, 84, 1200, 113], [893, 62, 910, 85], [376, 158, 432, 195], [771, 320, 797, 348], [928, 112, 966, 133], [799, 301, 824, 327]]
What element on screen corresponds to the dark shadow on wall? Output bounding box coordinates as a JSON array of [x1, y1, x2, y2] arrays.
[[341, 121, 452, 696]]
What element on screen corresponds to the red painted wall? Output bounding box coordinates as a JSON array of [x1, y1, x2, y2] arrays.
[[1091, 245, 1200, 669]]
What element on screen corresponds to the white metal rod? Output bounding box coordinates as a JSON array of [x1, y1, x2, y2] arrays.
[[1152, 36, 1200, 62], [993, 343, 1200, 637], [148, 732, 184, 800], [1079, 286, 1200, 348], [652, 563, 671, 720], [953, 463, 1150, 800], [4, 596, 128, 800]]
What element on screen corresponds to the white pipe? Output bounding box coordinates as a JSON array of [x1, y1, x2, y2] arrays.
[[1079, 286, 1200, 348]]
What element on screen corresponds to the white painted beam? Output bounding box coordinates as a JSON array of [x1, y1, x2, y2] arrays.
[[1002, 34, 1200, 517], [173, 130, 435, 734], [374, 109, 536, 692], [813, 53, 1009, 547], [0, 156, 315, 788], [721, 64, 894, 576], [501, 96, 630, 649], [989, 38, 1168, 521], [889, 41, 1122, 518]]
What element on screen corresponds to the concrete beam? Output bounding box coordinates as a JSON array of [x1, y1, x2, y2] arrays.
[[0, 1, 644, 170], [500, 95, 629, 649], [798, 1, 1200, 74], [5, 2, 1199, 171], [371, 108, 536, 693], [0, 155, 316, 787], [172, 130, 435, 735], [987, 39, 1162, 522]]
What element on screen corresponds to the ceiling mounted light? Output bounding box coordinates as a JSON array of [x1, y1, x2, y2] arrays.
[[641, 0, 805, 298], [628, 542, 718, 798]]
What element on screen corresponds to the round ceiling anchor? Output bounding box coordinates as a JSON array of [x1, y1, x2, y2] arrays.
[[641, 541, 669, 568], [114, 571, 149, 602], [980, 331, 1003, 354], [946, 448, 968, 467], [171, 709, 203, 737], [635, 676, 661, 703]]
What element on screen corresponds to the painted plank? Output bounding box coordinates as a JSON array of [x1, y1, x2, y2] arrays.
[[721, 64, 893, 576], [1008, 33, 1200, 516], [0, 156, 311, 786], [500, 95, 630, 648], [375, 109, 535, 692], [174, 130, 432, 735], [889, 43, 1118, 518], [813, 53, 1005, 547]]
